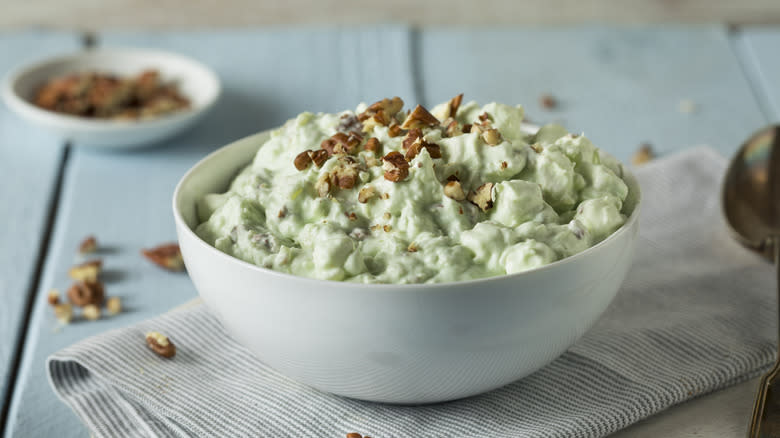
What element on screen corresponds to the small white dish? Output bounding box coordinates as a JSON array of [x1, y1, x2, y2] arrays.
[[1, 48, 221, 149]]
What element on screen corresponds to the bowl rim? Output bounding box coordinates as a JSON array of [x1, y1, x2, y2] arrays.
[[0, 47, 222, 131], [173, 127, 642, 290]]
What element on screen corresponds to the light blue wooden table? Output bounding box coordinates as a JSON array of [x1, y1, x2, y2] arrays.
[[1, 25, 779, 437]]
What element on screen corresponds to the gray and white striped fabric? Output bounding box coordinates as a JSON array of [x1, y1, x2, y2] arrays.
[[48, 146, 776, 438]]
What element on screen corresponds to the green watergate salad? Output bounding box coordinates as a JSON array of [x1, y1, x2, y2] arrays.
[[195, 95, 630, 283]]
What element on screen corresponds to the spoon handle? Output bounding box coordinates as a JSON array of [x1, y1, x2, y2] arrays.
[[748, 236, 780, 437]]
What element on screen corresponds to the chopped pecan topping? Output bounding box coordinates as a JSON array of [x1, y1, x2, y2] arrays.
[[315, 173, 332, 197], [382, 151, 409, 182], [478, 112, 490, 123], [443, 118, 461, 137], [146, 331, 176, 358], [482, 128, 502, 145], [79, 236, 97, 254], [407, 243, 418, 252], [401, 105, 440, 130], [67, 280, 105, 307], [359, 97, 404, 131], [530, 143, 543, 153], [402, 128, 423, 150], [405, 138, 441, 161], [278, 207, 287, 218], [337, 113, 362, 133], [294, 150, 313, 170], [387, 123, 404, 138], [383, 212, 392, 220], [358, 185, 376, 203], [321, 131, 361, 156], [381, 192, 390, 200], [446, 174, 460, 182], [309, 149, 329, 167], [443, 180, 466, 201], [333, 156, 361, 189], [69, 259, 102, 282], [383, 224, 392, 232], [462, 123, 472, 133], [364, 137, 381, 154], [500, 161, 508, 169], [448, 94, 463, 118], [468, 182, 495, 212], [346, 212, 357, 221], [142, 243, 185, 271]]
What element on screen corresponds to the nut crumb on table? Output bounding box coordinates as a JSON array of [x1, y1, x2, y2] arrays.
[[142, 243, 185, 271], [146, 331, 176, 358]]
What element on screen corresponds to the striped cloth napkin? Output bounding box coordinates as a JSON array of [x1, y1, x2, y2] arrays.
[[48, 146, 775, 438]]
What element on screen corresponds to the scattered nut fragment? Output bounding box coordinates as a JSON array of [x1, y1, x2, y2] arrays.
[[79, 236, 97, 254], [383, 224, 392, 232], [530, 143, 543, 153], [145, 331, 176, 358], [294, 150, 313, 170], [346, 434, 372, 438], [678, 99, 697, 114], [364, 137, 381, 154], [54, 303, 73, 324], [462, 123, 473, 133], [407, 242, 418, 253], [358, 97, 404, 130], [83, 304, 101, 321], [358, 186, 376, 203], [106, 296, 122, 315], [346, 212, 358, 221], [443, 118, 461, 137], [443, 180, 467, 201], [401, 105, 440, 130], [382, 151, 410, 182], [308, 149, 329, 167], [332, 156, 361, 189], [47, 289, 60, 306], [337, 113, 362, 133], [632, 143, 654, 165], [500, 161, 508, 170], [321, 131, 362, 156], [468, 182, 495, 212], [68, 259, 102, 282], [67, 280, 105, 307], [142, 243, 185, 271], [539, 93, 557, 110]]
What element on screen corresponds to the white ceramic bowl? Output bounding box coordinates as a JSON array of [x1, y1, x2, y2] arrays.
[[1, 48, 220, 149], [173, 130, 641, 404]]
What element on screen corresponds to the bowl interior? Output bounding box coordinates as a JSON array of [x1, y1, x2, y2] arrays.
[[7, 48, 220, 122], [175, 127, 641, 280]]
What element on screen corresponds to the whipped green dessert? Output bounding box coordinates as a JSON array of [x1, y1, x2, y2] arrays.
[[195, 95, 630, 283]]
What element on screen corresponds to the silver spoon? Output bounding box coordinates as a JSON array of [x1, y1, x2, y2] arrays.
[[722, 125, 780, 437]]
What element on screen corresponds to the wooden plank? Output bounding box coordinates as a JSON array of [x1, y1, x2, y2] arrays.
[[2, 0, 780, 29], [0, 31, 79, 427], [740, 28, 780, 120], [3, 27, 417, 437], [418, 26, 767, 163]]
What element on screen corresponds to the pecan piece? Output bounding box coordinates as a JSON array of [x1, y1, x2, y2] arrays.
[[106, 296, 122, 315], [365, 97, 404, 118], [364, 137, 381, 154], [443, 118, 461, 137], [540, 93, 557, 110], [146, 331, 176, 358], [294, 150, 313, 170], [402, 128, 423, 150], [482, 128, 502, 145], [315, 173, 332, 197], [78, 235, 97, 254], [632, 143, 654, 165], [468, 182, 495, 212], [68, 259, 102, 282], [358, 185, 376, 203], [401, 105, 440, 130], [47, 289, 60, 306], [67, 280, 105, 307], [333, 156, 361, 189], [309, 149, 329, 167], [443, 180, 466, 201], [142, 243, 185, 271], [54, 303, 73, 324], [321, 132, 361, 156], [382, 151, 409, 182], [387, 123, 404, 138]]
